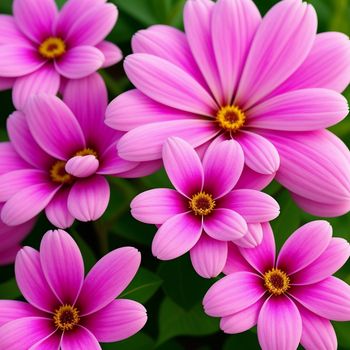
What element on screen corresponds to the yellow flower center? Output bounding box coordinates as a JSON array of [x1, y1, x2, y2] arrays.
[[75, 148, 98, 158], [263, 268, 290, 296], [53, 304, 80, 332], [50, 160, 73, 184], [189, 191, 216, 216], [39, 37, 66, 59], [216, 105, 246, 132]]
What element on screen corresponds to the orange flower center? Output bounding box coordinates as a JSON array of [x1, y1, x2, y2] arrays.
[[39, 37, 66, 59], [263, 268, 290, 296], [53, 304, 80, 332], [50, 160, 73, 184], [189, 191, 216, 216], [216, 105, 246, 132]]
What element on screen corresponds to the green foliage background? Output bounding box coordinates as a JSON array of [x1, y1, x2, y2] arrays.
[[0, 0, 349, 349]]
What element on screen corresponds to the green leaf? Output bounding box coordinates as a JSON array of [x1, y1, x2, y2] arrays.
[[102, 332, 154, 350], [0, 278, 21, 299], [334, 321, 350, 350]]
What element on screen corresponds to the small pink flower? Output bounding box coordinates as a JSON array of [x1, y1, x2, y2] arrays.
[[203, 221, 350, 350], [0, 0, 122, 109], [106, 0, 350, 217], [0, 229, 147, 349], [131, 137, 279, 278], [0, 73, 157, 229]]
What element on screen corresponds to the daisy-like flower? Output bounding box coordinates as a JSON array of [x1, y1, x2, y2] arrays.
[[106, 0, 350, 217], [0, 229, 147, 349], [203, 221, 350, 350], [0, 73, 156, 229], [0, 0, 122, 109], [131, 137, 279, 278]]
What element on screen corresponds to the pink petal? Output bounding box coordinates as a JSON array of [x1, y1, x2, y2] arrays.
[[0, 245, 22, 266], [277, 221, 332, 275], [40, 229, 84, 305], [203, 271, 265, 317], [26, 94, 85, 160], [83, 299, 147, 342], [15, 247, 59, 312], [0, 142, 31, 175], [65, 155, 99, 178], [220, 298, 264, 334], [234, 223, 263, 249], [0, 317, 55, 350], [162, 137, 203, 197], [118, 119, 218, 162], [60, 326, 100, 350], [291, 277, 350, 321], [202, 140, 244, 198], [96, 41, 122, 68], [223, 242, 256, 275], [124, 53, 217, 116], [77, 247, 141, 316], [117, 160, 162, 179], [235, 166, 275, 191], [0, 15, 30, 45], [236, 131, 280, 175], [235, 0, 317, 109], [248, 88, 349, 131], [45, 188, 74, 229], [190, 233, 228, 278], [131, 188, 186, 225], [211, 0, 261, 104], [0, 77, 15, 90], [298, 304, 337, 350], [239, 223, 276, 274], [203, 208, 247, 242], [219, 189, 279, 223], [257, 296, 302, 350], [13, 65, 60, 110], [30, 333, 61, 350], [0, 45, 45, 77], [152, 212, 202, 260]]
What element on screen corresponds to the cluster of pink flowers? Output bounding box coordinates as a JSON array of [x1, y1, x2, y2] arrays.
[[0, 0, 349, 349]]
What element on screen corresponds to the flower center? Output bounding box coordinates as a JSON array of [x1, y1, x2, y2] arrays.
[[75, 148, 98, 158], [39, 37, 66, 59], [50, 160, 73, 184], [53, 304, 80, 332], [189, 191, 216, 216], [263, 268, 290, 296], [216, 105, 246, 132]]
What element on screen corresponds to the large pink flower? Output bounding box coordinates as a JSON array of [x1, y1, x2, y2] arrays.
[[0, 73, 156, 229], [0, 229, 147, 349], [203, 221, 350, 350], [131, 137, 279, 278], [0, 0, 122, 109], [106, 0, 350, 217]]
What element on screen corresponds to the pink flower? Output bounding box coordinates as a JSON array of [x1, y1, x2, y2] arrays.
[[0, 73, 156, 229], [106, 0, 350, 217], [203, 221, 350, 350], [131, 137, 279, 278], [0, 229, 147, 349], [0, 0, 122, 109]]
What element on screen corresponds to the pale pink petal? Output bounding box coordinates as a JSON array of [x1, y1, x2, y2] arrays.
[[40, 229, 84, 305], [277, 221, 332, 275], [60, 326, 100, 350], [190, 233, 227, 278], [220, 298, 264, 334], [45, 188, 74, 229], [223, 243, 256, 275], [291, 277, 350, 321], [203, 140, 244, 198], [65, 155, 99, 178], [118, 119, 218, 162], [235, 166, 275, 191], [96, 41, 122, 68], [248, 88, 349, 131], [293, 238, 350, 285], [55, 46, 104, 79], [26, 94, 85, 160], [124, 53, 217, 116], [67, 175, 109, 222], [29, 333, 61, 350], [152, 212, 202, 260], [203, 272, 265, 317], [234, 223, 263, 248], [212, 0, 261, 103], [203, 208, 247, 242], [13, 65, 60, 110], [117, 160, 162, 178], [131, 188, 186, 225], [15, 247, 59, 312], [162, 137, 203, 197], [0, 77, 15, 90], [83, 299, 147, 342], [77, 247, 141, 316], [0, 15, 29, 45], [257, 296, 302, 350], [298, 304, 337, 350], [219, 189, 279, 223]]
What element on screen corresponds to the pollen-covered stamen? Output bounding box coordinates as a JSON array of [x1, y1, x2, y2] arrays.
[[53, 304, 80, 332], [263, 268, 290, 296], [189, 191, 216, 216], [39, 37, 66, 59], [50, 160, 73, 184], [216, 105, 246, 132], [75, 148, 98, 158]]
